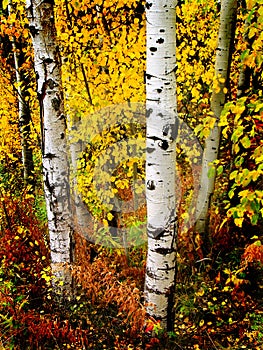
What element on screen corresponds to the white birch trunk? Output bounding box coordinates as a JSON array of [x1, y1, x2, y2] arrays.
[[14, 52, 34, 186], [8, 3, 34, 187], [145, 0, 178, 331], [195, 0, 237, 234], [26, 0, 73, 294]]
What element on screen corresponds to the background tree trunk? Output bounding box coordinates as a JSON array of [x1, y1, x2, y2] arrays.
[[13, 47, 35, 187], [237, 8, 253, 98], [7, 2, 34, 188], [144, 0, 178, 331], [68, 117, 91, 243], [26, 0, 74, 294], [195, 0, 237, 235]]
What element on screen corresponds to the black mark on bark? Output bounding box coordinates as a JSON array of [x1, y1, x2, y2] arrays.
[[51, 97, 61, 111], [45, 152, 56, 159], [147, 180, 155, 190], [47, 79, 56, 90], [146, 108, 153, 117], [43, 57, 53, 64], [145, 2, 153, 9], [146, 147, 155, 153], [159, 140, 169, 150]]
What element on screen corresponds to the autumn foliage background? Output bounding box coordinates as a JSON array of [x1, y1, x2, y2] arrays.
[[0, 0, 263, 349]]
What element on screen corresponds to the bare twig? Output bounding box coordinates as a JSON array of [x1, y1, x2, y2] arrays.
[[205, 330, 219, 350], [80, 63, 93, 105]]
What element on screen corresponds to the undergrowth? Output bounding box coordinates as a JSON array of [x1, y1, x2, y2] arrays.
[[0, 191, 262, 349]]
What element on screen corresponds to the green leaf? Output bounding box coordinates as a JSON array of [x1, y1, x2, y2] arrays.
[[254, 240, 262, 246], [230, 170, 238, 180], [217, 165, 224, 175], [240, 49, 250, 61], [240, 197, 248, 205], [251, 200, 260, 212], [251, 214, 258, 225], [208, 166, 216, 178], [228, 188, 235, 199], [240, 136, 251, 149], [247, 8, 256, 24], [233, 210, 239, 219], [234, 156, 244, 167], [231, 126, 244, 143]]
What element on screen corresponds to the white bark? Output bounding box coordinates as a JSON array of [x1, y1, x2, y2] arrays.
[[195, 0, 237, 234], [145, 0, 178, 330], [26, 0, 73, 293], [13, 50, 34, 185], [7, 2, 34, 186]]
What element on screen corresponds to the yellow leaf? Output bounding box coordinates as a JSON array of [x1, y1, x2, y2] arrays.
[[196, 287, 205, 297], [17, 227, 24, 234], [239, 189, 249, 197], [2, 0, 8, 10], [181, 212, 189, 221], [199, 319, 205, 327], [234, 217, 244, 227], [107, 212, 114, 221], [248, 27, 257, 39]]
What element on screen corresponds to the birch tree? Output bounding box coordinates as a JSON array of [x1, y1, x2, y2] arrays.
[[195, 0, 237, 235], [144, 0, 178, 331], [13, 46, 35, 187], [26, 0, 73, 293], [3, 1, 35, 187]]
